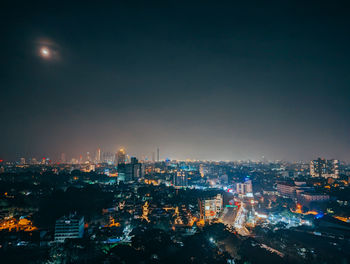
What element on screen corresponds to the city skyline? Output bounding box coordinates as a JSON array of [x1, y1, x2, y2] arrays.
[[3, 146, 345, 164]]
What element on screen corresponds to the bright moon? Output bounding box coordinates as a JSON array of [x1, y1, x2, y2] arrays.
[[40, 47, 50, 58]]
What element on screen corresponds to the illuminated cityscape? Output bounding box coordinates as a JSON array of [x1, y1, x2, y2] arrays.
[[2, 1, 350, 263], [0, 149, 349, 263]]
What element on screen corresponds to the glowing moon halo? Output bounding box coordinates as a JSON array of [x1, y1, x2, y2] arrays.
[[40, 47, 50, 58]]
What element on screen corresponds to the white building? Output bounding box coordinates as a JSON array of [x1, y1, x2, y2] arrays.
[[236, 180, 253, 195], [54, 215, 84, 243], [201, 194, 223, 221]]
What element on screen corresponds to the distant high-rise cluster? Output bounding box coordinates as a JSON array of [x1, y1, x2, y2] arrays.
[[310, 158, 339, 178]]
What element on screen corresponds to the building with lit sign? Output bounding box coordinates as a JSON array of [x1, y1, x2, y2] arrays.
[[200, 194, 223, 221], [54, 215, 84, 243]]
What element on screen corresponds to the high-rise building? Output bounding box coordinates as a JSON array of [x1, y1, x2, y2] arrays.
[[310, 158, 339, 178], [54, 215, 84, 243], [102, 152, 114, 164], [95, 148, 101, 163], [200, 194, 223, 221], [60, 153, 66, 164], [20, 157, 26, 165], [236, 180, 253, 195], [125, 157, 142, 181], [120, 157, 142, 182], [86, 152, 91, 163], [116, 148, 126, 165], [173, 170, 188, 188]]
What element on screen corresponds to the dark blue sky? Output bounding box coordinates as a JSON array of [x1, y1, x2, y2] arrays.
[[1, 0, 350, 161]]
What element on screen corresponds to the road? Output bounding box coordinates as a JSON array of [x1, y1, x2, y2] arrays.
[[221, 201, 250, 236], [221, 207, 237, 226]]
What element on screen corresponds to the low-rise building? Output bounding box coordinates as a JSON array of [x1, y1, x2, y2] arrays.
[[299, 192, 330, 203], [276, 182, 296, 198]]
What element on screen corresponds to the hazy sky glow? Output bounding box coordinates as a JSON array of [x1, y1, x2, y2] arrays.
[[1, 1, 350, 161]]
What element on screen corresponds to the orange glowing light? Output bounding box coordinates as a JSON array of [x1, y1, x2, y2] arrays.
[[0, 217, 37, 232], [334, 216, 350, 223], [106, 217, 120, 227]]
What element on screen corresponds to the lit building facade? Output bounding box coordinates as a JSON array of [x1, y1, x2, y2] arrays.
[[54, 215, 84, 243], [124, 157, 142, 181], [173, 170, 188, 188], [300, 192, 330, 203], [116, 148, 126, 165], [310, 158, 339, 178], [95, 148, 101, 163], [200, 194, 223, 221], [236, 180, 253, 195], [276, 182, 296, 198]]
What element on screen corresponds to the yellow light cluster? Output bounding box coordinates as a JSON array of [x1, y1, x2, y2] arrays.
[[0, 217, 37, 232]]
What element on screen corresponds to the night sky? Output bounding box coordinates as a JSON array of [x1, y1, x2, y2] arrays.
[[1, 1, 350, 162]]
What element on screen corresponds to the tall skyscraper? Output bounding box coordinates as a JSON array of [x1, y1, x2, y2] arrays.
[[101, 152, 113, 164], [157, 147, 159, 162], [124, 157, 142, 181], [95, 148, 101, 163], [173, 170, 188, 188], [60, 153, 66, 164], [86, 152, 91, 163], [116, 148, 126, 165]]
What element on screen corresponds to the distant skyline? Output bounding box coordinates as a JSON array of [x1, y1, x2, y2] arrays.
[[1, 1, 350, 162], [1, 146, 345, 163]]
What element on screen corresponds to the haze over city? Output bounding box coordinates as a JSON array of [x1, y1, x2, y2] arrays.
[[2, 1, 350, 162]]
